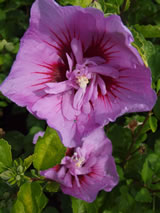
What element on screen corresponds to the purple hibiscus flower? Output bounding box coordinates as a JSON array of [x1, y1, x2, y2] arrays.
[[40, 128, 119, 202], [0, 0, 156, 147]]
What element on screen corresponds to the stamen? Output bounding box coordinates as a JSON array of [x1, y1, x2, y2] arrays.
[[75, 157, 85, 168], [72, 152, 85, 168], [77, 75, 89, 89]]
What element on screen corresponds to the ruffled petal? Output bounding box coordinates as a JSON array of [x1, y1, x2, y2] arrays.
[[45, 81, 71, 94], [73, 88, 86, 110], [40, 167, 57, 180], [32, 131, 44, 144], [89, 64, 119, 78], [71, 38, 83, 64], [93, 66, 157, 126], [62, 90, 80, 120], [32, 94, 77, 147], [81, 128, 112, 158], [97, 75, 107, 95], [103, 157, 119, 192], [61, 175, 100, 202], [103, 15, 144, 67]]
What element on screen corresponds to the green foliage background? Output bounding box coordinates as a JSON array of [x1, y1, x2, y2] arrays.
[[0, 0, 160, 212]]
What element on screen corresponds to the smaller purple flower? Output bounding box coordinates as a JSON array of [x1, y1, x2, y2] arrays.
[[40, 128, 119, 202], [32, 131, 44, 144]]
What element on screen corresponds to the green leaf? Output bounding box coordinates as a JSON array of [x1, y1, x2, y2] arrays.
[[0, 139, 12, 172], [12, 200, 25, 213], [141, 159, 153, 184], [149, 45, 160, 82], [43, 207, 58, 213], [116, 165, 124, 181], [123, 0, 130, 11], [4, 131, 24, 156], [107, 124, 132, 159], [117, 185, 134, 211], [11, 182, 48, 213], [90, 1, 103, 11], [33, 127, 66, 170], [157, 79, 160, 93], [45, 181, 60, 193], [58, 0, 92, 7], [105, 3, 119, 14], [24, 155, 33, 171], [153, 96, 160, 120], [147, 153, 160, 174], [0, 101, 8, 107], [0, 170, 12, 181], [149, 115, 158, 133], [71, 197, 98, 213], [154, 139, 160, 156], [135, 188, 152, 203], [0, 39, 7, 50], [26, 114, 45, 130], [29, 126, 44, 136], [100, 0, 124, 14], [134, 24, 160, 38], [0, 9, 6, 20], [129, 27, 155, 67]]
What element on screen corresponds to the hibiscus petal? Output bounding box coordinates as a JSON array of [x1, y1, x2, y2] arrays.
[[104, 15, 144, 67], [82, 102, 91, 114], [66, 53, 73, 71], [97, 75, 107, 95], [0, 51, 61, 112], [73, 88, 86, 110], [62, 90, 80, 120], [32, 131, 44, 144], [81, 128, 113, 157], [57, 166, 67, 179], [104, 157, 119, 192], [83, 74, 96, 103], [40, 167, 57, 180], [93, 66, 157, 126], [85, 56, 106, 65], [61, 175, 99, 202], [89, 64, 119, 79], [32, 94, 78, 147], [45, 81, 71, 94], [63, 172, 72, 187], [71, 38, 83, 64]]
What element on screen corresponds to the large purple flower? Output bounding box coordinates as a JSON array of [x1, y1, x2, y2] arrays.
[[40, 128, 119, 202], [0, 0, 156, 147]]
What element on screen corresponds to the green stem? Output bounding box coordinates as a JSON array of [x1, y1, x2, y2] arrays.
[[122, 111, 150, 167], [153, 195, 156, 212], [152, 180, 160, 184], [120, 0, 128, 15]]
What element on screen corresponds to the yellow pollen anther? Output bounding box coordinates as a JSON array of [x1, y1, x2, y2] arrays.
[[77, 75, 89, 89], [75, 157, 85, 168], [72, 152, 85, 168]]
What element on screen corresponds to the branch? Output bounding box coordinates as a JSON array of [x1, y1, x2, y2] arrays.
[[134, 179, 160, 193], [120, 0, 128, 15], [122, 111, 151, 167]]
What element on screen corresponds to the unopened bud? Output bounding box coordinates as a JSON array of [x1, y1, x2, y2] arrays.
[[16, 175, 21, 181], [17, 165, 23, 173], [0, 170, 12, 180], [128, 120, 138, 132]]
